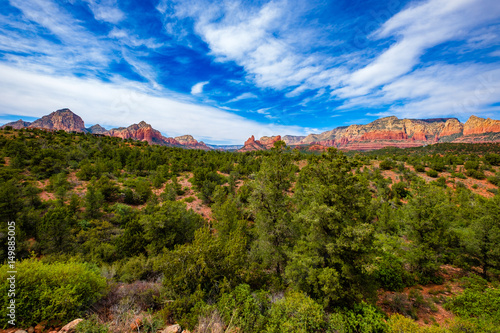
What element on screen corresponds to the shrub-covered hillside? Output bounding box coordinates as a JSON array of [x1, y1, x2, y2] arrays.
[[1, 127, 499, 332]]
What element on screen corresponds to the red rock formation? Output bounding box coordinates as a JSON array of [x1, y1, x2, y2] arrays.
[[259, 135, 282, 149], [174, 135, 211, 150], [28, 108, 87, 132], [239, 135, 283, 152], [463, 115, 500, 136], [411, 132, 428, 141], [310, 140, 336, 147], [282, 135, 306, 145], [108, 121, 161, 142], [3, 109, 500, 152], [107, 121, 182, 147], [439, 118, 463, 137], [284, 117, 477, 151], [239, 135, 265, 152], [308, 144, 328, 152], [360, 131, 408, 141]]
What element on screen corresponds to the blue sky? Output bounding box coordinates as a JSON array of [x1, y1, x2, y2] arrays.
[[0, 0, 499, 144]]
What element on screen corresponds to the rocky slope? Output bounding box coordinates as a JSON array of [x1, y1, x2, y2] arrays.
[[29, 108, 87, 132], [87, 124, 108, 134]]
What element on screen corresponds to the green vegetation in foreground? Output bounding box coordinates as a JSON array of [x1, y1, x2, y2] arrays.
[[0, 127, 499, 331]]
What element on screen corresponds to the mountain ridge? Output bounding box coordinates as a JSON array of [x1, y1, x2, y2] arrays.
[[2, 109, 500, 152], [0, 109, 211, 150], [240, 115, 500, 152]]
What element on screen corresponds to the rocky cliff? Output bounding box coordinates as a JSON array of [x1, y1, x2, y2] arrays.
[[107, 121, 167, 144], [463, 115, 500, 136], [28, 108, 87, 132], [241, 115, 500, 152], [238, 135, 282, 152], [282, 135, 306, 145], [174, 135, 211, 150]]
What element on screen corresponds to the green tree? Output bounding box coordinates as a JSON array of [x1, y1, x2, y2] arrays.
[[265, 291, 326, 333], [0, 259, 106, 327], [135, 179, 153, 204], [141, 201, 204, 255], [85, 180, 104, 219], [0, 179, 22, 222], [95, 175, 119, 202], [162, 227, 247, 299], [286, 148, 376, 308], [38, 206, 75, 254], [403, 183, 455, 283], [249, 141, 296, 278], [461, 195, 500, 279]]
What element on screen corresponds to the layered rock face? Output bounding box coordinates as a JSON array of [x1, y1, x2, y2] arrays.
[[238, 135, 282, 152], [2, 109, 499, 152], [282, 135, 306, 145], [107, 121, 168, 145], [174, 135, 211, 150], [463, 115, 500, 135], [439, 118, 464, 137], [239, 135, 264, 152], [241, 115, 500, 152], [259, 135, 282, 149], [28, 108, 87, 132]]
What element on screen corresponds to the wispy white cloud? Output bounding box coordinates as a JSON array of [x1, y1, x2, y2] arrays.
[[342, 63, 500, 119], [82, 0, 125, 24], [161, 0, 500, 119], [109, 27, 163, 49], [490, 50, 500, 57], [336, 0, 500, 98], [191, 81, 209, 94], [2, 0, 161, 86], [162, 0, 341, 95], [0, 65, 305, 143], [226, 92, 258, 103]]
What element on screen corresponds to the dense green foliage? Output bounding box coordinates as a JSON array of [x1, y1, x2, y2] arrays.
[[0, 259, 106, 327], [0, 128, 499, 331]]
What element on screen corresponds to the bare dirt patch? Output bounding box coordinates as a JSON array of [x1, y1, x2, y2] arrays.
[[175, 172, 213, 221], [369, 161, 499, 198], [378, 265, 465, 327]]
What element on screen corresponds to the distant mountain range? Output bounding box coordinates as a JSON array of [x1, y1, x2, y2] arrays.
[[2, 109, 500, 151], [240, 115, 500, 152], [0, 109, 212, 150]]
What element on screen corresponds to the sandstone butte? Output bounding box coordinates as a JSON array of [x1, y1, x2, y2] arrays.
[[238, 135, 282, 152], [174, 135, 211, 151], [0, 109, 211, 150]]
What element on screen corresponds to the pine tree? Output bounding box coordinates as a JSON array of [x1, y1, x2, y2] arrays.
[[286, 148, 376, 308], [249, 141, 296, 278]]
